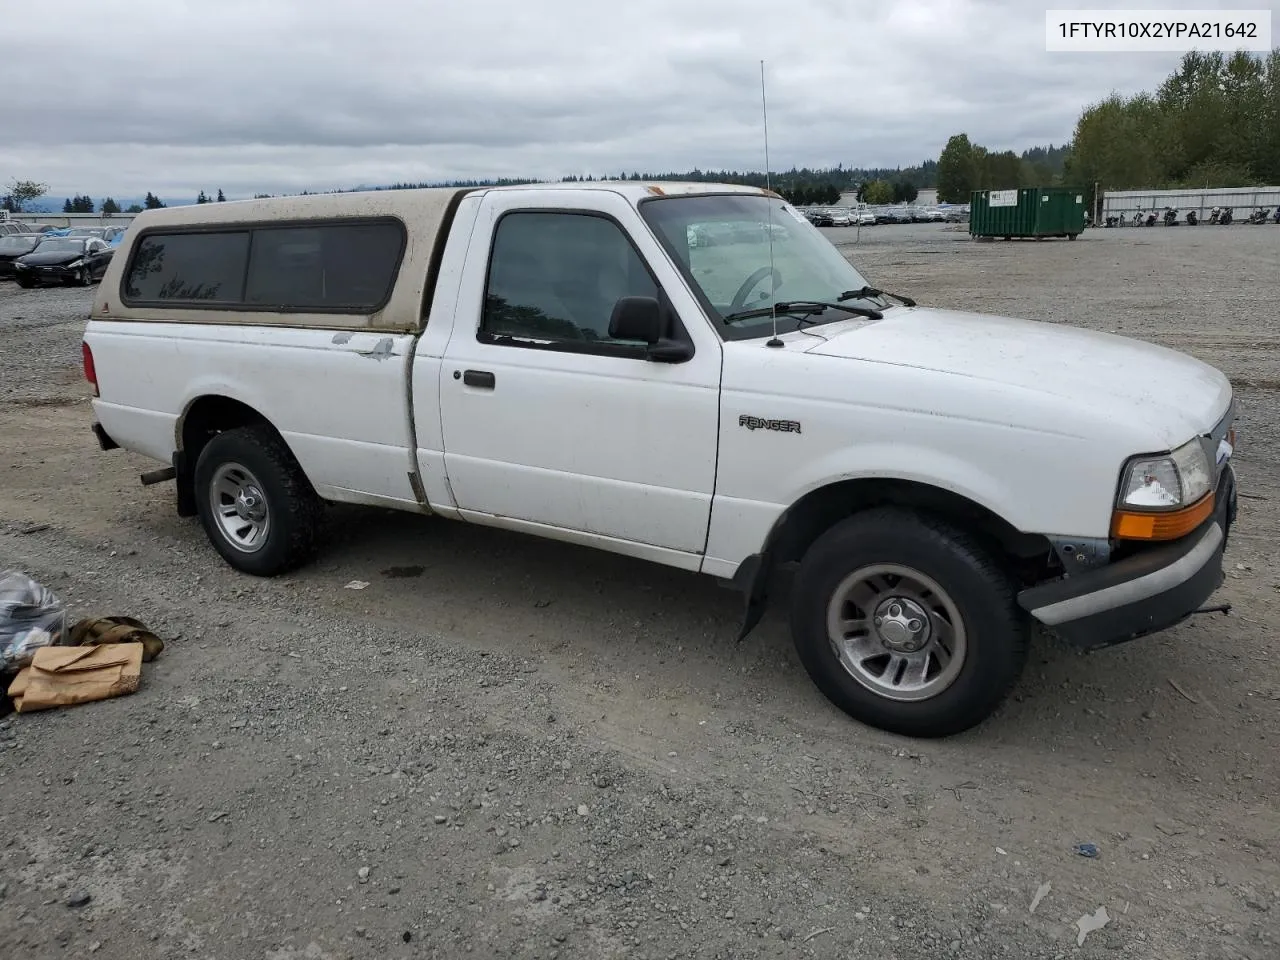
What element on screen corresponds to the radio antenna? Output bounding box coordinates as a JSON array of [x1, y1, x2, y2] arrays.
[[761, 59, 782, 348]]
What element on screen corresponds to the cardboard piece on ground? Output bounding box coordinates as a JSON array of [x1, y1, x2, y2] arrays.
[[7, 642, 144, 713]]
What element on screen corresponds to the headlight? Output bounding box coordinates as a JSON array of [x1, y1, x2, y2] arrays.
[[1113, 438, 1215, 541], [67, 259, 84, 269]]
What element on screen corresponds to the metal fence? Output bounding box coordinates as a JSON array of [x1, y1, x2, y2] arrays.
[[1102, 186, 1280, 220], [4, 212, 139, 228]]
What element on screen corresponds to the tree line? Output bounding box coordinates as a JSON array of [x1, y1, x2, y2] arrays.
[[1065, 48, 1280, 208], [2, 182, 225, 214], [936, 47, 1278, 205], [936, 138, 1070, 203]]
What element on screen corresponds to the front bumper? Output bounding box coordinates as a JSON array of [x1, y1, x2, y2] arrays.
[[14, 263, 78, 283], [1018, 464, 1237, 650]]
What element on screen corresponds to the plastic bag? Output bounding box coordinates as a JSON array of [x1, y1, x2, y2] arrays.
[[1, 571, 69, 672]]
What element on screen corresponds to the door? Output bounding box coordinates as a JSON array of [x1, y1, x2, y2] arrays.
[[437, 190, 722, 556], [88, 240, 110, 277]]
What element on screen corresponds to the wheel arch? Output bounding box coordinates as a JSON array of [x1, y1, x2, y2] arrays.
[[732, 476, 1053, 641], [174, 395, 293, 517]]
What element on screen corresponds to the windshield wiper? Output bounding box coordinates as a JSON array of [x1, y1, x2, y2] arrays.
[[722, 300, 883, 325], [838, 286, 916, 308]]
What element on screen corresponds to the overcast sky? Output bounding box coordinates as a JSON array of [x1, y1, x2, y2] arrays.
[[3, 0, 1274, 200]]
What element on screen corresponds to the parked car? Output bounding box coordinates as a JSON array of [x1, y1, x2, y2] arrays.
[[83, 183, 1238, 740], [0, 234, 43, 277], [0, 220, 32, 236], [805, 207, 834, 227], [827, 208, 852, 227], [12, 236, 114, 287]]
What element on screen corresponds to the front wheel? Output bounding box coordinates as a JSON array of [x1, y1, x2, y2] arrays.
[[789, 508, 1029, 738], [193, 425, 324, 576]]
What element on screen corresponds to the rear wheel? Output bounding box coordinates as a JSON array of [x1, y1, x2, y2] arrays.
[[193, 425, 324, 576], [17, 277, 34, 289], [789, 508, 1029, 738]]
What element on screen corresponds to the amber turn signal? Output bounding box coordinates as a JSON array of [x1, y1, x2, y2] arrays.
[[1111, 492, 1215, 541]]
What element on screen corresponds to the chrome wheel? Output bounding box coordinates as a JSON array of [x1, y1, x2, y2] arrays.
[[824, 563, 967, 702], [209, 462, 271, 553]]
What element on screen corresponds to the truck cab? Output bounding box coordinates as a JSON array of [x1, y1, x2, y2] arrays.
[[83, 182, 1238, 738]]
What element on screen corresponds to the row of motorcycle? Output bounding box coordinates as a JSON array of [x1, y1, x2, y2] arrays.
[[1098, 206, 1280, 227]]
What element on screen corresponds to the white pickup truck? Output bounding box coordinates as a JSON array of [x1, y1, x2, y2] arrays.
[[82, 181, 1238, 737]]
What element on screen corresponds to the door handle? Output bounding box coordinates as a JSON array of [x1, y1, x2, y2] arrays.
[[462, 369, 496, 389]]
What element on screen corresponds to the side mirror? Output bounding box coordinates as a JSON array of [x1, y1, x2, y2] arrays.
[[607, 295, 693, 363], [608, 296, 662, 343]]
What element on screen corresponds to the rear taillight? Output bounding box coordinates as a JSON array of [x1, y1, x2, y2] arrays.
[[82, 341, 98, 397]]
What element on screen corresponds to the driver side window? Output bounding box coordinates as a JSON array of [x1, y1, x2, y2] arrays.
[[480, 211, 659, 352]]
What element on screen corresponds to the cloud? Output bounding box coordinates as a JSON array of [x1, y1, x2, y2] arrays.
[[1, 0, 1269, 198]]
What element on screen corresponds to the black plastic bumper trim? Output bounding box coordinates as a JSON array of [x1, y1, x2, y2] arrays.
[[1018, 465, 1235, 650], [91, 422, 119, 451]]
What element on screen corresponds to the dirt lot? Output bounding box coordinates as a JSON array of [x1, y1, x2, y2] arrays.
[[1, 222, 1277, 960]]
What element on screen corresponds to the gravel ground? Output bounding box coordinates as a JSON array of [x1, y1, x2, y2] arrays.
[[1, 222, 1277, 960]]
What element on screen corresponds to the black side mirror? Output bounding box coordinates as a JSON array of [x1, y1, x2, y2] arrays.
[[608, 296, 662, 342], [607, 296, 693, 363]]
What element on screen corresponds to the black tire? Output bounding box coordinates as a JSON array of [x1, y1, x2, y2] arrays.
[[17, 277, 34, 289], [789, 507, 1028, 738], [193, 425, 324, 576]]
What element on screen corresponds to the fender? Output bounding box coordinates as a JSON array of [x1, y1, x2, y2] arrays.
[[727, 470, 1039, 644]]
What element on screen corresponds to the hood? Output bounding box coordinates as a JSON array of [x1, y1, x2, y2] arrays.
[[802, 306, 1232, 447], [18, 249, 85, 266]]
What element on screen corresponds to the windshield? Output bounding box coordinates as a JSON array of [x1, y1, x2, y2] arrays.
[[0, 236, 38, 251], [639, 194, 883, 339], [33, 238, 87, 253]]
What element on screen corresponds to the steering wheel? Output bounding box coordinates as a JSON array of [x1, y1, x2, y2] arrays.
[[730, 266, 783, 310]]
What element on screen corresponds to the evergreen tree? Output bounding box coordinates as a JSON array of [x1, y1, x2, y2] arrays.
[[936, 134, 976, 202]]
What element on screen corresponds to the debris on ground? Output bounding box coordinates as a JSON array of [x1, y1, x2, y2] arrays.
[[1075, 906, 1110, 946], [70, 616, 164, 661], [1074, 842, 1099, 858], [3, 572, 166, 713], [8, 643, 145, 712], [1029, 882, 1051, 914], [344, 580, 370, 591], [1168, 678, 1200, 703], [1, 569, 69, 671]]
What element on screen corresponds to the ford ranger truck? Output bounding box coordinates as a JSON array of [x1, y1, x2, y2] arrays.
[[81, 182, 1239, 738]]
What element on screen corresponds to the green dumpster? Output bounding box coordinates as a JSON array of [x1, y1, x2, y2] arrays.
[[969, 187, 1086, 240]]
